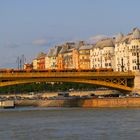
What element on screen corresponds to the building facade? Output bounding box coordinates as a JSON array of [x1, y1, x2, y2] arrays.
[[78, 45, 92, 69], [114, 28, 140, 72], [34, 52, 46, 70], [32, 59, 38, 70], [32, 27, 140, 72], [90, 38, 115, 69]]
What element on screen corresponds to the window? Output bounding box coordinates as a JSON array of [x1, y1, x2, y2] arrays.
[[132, 59, 136, 63], [133, 66, 137, 70]]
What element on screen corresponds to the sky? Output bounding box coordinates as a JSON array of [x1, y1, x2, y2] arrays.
[[0, 0, 140, 68]]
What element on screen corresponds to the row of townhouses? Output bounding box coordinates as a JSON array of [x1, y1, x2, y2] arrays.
[[28, 28, 140, 72]]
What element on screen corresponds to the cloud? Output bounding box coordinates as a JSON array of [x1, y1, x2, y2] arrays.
[[87, 35, 108, 44], [32, 39, 48, 46]]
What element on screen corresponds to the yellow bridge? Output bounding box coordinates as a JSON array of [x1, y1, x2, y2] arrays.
[[0, 71, 135, 92]]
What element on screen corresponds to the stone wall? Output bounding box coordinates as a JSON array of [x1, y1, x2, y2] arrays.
[[78, 97, 140, 107], [15, 97, 140, 108]]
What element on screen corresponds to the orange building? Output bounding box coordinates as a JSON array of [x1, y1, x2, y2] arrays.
[[57, 53, 64, 70], [57, 41, 87, 70], [36, 52, 46, 70], [23, 63, 33, 70], [32, 41, 91, 71], [57, 42, 76, 70], [78, 44, 92, 70]]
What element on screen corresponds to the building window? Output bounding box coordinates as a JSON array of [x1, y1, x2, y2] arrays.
[[132, 59, 136, 63], [133, 66, 137, 70]]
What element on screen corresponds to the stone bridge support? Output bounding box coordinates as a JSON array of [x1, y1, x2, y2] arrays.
[[133, 72, 140, 94]]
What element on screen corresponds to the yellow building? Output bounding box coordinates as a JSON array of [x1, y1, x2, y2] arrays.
[[78, 45, 92, 69]]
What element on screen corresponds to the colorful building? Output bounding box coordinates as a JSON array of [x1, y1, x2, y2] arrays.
[[45, 46, 62, 70], [78, 44, 92, 69], [114, 28, 140, 72], [57, 42, 76, 70], [90, 38, 115, 69], [31, 27, 140, 72], [35, 52, 46, 70]]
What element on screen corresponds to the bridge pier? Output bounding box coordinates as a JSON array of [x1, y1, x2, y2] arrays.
[[133, 72, 140, 94]]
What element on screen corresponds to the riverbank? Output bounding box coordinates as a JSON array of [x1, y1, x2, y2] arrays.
[[15, 97, 140, 108]]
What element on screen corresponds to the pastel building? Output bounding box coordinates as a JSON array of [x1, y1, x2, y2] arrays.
[[78, 44, 92, 69], [90, 38, 115, 69], [32, 27, 140, 72], [57, 41, 88, 70], [114, 28, 140, 72], [33, 52, 46, 70], [45, 46, 62, 70], [57, 42, 76, 70]]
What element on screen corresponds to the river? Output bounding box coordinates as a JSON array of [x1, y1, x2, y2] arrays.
[[0, 107, 140, 140]]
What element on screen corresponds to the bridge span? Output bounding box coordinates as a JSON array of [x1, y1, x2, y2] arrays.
[[0, 71, 135, 92]]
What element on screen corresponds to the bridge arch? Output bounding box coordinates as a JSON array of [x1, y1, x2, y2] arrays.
[[0, 77, 133, 92]]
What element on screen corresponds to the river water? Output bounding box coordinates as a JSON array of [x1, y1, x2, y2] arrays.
[[0, 107, 140, 140]]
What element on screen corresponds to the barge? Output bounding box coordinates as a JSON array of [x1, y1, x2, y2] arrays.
[[0, 100, 15, 108]]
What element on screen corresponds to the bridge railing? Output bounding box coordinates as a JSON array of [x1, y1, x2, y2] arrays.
[[0, 71, 135, 78]]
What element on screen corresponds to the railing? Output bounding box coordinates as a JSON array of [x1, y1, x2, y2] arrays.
[[0, 71, 135, 78]]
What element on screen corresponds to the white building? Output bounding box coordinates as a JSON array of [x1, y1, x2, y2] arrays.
[[90, 38, 115, 69], [114, 28, 140, 72]]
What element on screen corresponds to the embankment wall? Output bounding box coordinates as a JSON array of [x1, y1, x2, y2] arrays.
[[15, 97, 140, 108]]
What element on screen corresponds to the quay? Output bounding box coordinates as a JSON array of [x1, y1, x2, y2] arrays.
[[2, 90, 140, 108], [14, 97, 140, 108]]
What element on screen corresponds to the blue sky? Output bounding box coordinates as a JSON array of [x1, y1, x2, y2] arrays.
[[0, 0, 140, 68]]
